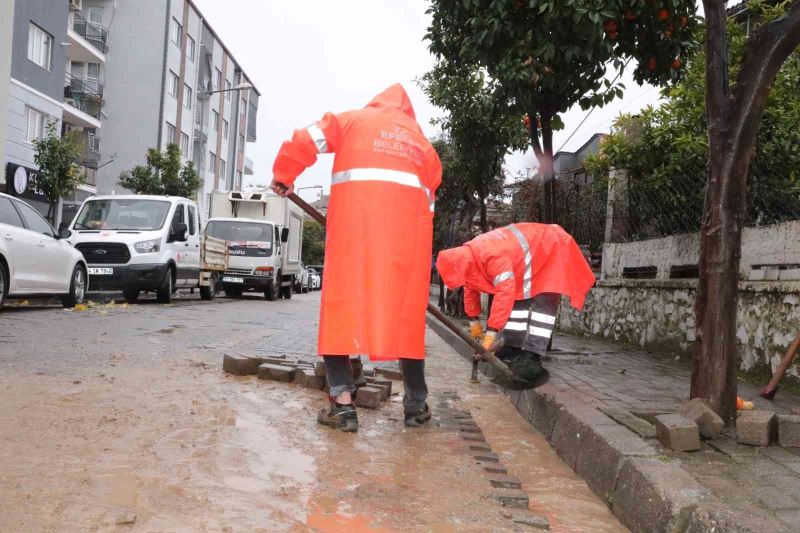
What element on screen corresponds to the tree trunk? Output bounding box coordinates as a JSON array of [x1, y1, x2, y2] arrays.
[[691, 150, 745, 425], [477, 183, 489, 233], [527, 108, 555, 224], [540, 113, 556, 224]]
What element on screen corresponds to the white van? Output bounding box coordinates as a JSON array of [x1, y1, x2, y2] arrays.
[[68, 195, 225, 303], [208, 190, 304, 300]]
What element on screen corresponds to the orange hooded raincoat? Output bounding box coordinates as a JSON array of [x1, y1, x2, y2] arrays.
[[272, 85, 442, 360], [436, 223, 595, 331]]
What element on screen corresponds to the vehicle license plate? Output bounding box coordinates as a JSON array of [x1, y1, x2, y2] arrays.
[[88, 267, 113, 275], [222, 276, 244, 283]]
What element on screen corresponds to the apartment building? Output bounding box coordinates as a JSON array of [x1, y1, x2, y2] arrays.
[[0, 0, 13, 154], [94, 0, 259, 218], [2, 0, 105, 223]]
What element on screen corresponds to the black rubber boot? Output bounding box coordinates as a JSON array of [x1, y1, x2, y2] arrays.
[[404, 403, 432, 427], [317, 402, 358, 433]]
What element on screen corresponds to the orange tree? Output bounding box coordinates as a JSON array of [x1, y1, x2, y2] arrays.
[[425, 0, 699, 223], [696, 0, 800, 424]]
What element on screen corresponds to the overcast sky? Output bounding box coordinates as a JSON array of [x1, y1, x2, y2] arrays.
[[193, 0, 664, 202]]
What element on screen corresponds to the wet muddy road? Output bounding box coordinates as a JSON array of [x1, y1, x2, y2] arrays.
[[0, 293, 625, 532]]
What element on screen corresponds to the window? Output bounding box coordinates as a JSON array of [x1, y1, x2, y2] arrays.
[[87, 62, 100, 80], [168, 71, 179, 98], [16, 200, 54, 236], [236, 170, 242, 185], [166, 122, 176, 144], [238, 134, 245, 153], [0, 197, 24, 228], [219, 159, 226, 180], [171, 17, 182, 47], [183, 84, 192, 110], [223, 119, 229, 140], [211, 109, 219, 129], [180, 132, 189, 155], [240, 97, 247, 118], [188, 205, 197, 235], [224, 80, 231, 100], [171, 203, 185, 230], [87, 7, 103, 24], [214, 68, 222, 90], [25, 107, 47, 143], [27, 23, 53, 70], [209, 151, 216, 172], [186, 35, 195, 62]]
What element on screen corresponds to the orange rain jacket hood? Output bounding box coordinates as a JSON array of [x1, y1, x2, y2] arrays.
[[437, 223, 595, 331], [272, 84, 442, 360]]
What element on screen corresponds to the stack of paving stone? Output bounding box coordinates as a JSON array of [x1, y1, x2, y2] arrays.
[[222, 354, 394, 409], [736, 409, 800, 448]]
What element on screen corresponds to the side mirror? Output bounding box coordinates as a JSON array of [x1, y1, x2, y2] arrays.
[[171, 223, 189, 242], [281, 227, 289, 243], [58, 227, 72, 239]]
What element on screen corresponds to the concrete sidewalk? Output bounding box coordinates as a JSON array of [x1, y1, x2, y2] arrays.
[[427, 311, 800, 532]]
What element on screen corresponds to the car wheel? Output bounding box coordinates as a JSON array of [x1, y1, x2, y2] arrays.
[[224, 286, 243, 298], [61, 265, 87, 308], [123, 288, 140, 304], [264, 280, 276, 301], [0, 261, 7, 311], [281, 276, 293, 299], [200, 274, 217, 301], [156, 267, 174, 304]]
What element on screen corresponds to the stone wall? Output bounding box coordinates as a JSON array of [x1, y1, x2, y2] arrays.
[[559, 279, 800, 377], [603, 219, 800, 280]]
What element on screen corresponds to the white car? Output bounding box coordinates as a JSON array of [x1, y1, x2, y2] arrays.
[[0, 192, 88, 310], [294, 261, 310, 293], [307, 267, 321, 290]]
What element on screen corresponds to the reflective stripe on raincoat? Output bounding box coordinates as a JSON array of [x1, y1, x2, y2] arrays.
[[272, 84, 442, 360], [435, 223, 595, 331]]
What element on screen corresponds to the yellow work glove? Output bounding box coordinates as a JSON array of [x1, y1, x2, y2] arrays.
[[481, 330, 498, 353], [469, 320, 484, 340]]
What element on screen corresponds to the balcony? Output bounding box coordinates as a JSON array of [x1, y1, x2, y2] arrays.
[[81, 134, 101, 169], [71, 13, 107, 53], [63, 73, 103, 128]]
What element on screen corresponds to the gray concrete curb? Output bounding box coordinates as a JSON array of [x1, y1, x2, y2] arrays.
[[426, 316, 787, 533]]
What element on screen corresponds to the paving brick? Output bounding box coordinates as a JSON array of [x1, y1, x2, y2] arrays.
[[473, 452, 500, 463], [736, 410, 776, 446], [295, 368, 324, 390], [491, 488, 529, 509], [362, 364, 375, 377], [510, 511, 549, 530], [655, 414, 700, 452], [459, 425, 481, 433], [777, 414, 800, 448], [677, 398, 724, 439], [256, 363, 296, 382], [365, 378, 392, 400], [375, 367, 403, 380], [488, 474, 522, 490], [478, 462, 508, 475], [314, 361, 327, 377], [599, 407, 657, 439], [222, 354, 263, 376], [460, 432, 486, 442], [469, 443, 492, 453], [354, 386, 382, 409], [261, 355, 291, 366]]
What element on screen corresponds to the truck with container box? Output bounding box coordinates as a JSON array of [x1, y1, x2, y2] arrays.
[[207, 189, 304, 300]]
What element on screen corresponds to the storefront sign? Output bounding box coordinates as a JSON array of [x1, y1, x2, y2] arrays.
[[4, 163, 48, 203]]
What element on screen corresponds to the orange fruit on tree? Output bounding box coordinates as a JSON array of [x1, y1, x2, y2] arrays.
[[658, 9, 669, 21], [648, 57, 657, 70], [671, 58, 681, 69]]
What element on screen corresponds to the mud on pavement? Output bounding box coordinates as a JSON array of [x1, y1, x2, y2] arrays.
[[0, 293, 626, 531]]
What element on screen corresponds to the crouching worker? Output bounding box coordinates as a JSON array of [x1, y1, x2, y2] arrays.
[[436, 223, 595, 388], [271, 84, 442, 432]]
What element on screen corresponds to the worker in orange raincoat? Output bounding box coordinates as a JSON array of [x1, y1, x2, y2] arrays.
[[436, 223, 595, 387], [271, 84, 442, 432]]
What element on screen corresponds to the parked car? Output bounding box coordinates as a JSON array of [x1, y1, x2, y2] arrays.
[[68, 195, 225, 303], [294, 261, 310, 293], [307, 267, 321, 290], [0, 193, 88, 310]]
